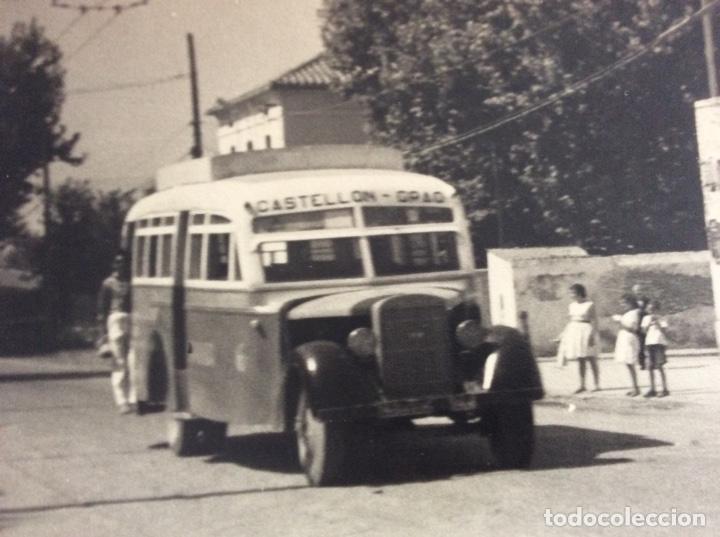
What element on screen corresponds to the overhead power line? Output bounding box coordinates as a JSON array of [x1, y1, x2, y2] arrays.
[[64, 11, 123, 62], [54, 11, 86, 41], [414, 0, 720, 157], [485, 7, 592, 60], [51, 0, 149, 13], [67, 72, 188, 96]]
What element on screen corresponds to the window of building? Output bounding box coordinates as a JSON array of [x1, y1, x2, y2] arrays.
[[247, 141, 253, 151], [265, 135, 272, 149]]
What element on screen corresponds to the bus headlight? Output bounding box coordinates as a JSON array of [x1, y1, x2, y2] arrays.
[[347, 327, 376, 359], [455, 319, 484, 350]]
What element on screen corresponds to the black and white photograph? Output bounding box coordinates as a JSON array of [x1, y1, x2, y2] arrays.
[[1, 1, 719, 535]]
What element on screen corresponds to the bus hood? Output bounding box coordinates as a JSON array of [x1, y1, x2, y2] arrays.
[[286, 286, 464, 320]]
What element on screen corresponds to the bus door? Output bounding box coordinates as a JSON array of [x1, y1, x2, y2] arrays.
[[168, 210, 190, 411]]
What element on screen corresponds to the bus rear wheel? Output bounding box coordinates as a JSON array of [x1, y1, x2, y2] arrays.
[[168, 417, 227, 456], [294, 388, 346, 486]]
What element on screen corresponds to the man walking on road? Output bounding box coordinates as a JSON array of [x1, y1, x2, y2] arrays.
[[98, 252, 135, 414]]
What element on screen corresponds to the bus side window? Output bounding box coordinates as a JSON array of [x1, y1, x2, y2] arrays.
[[188, 234, 203, 280], [160, 233, 173, 277], [148, 235, 159, 277], [135, 235, 146, 277], [207, 233, 230, 280]]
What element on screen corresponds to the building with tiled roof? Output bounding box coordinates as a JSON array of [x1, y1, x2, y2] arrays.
[[207, 54, 369, 155]]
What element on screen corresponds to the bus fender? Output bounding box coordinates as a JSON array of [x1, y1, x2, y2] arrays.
[[482, 325, 544, 400], [291, 340, 377, 415]]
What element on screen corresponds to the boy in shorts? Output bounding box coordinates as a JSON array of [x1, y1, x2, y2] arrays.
[[640, 300, 670, 398]]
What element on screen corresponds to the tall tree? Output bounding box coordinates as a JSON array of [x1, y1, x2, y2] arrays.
[[321, 1, 708, 257], [42, 180, 135, 326], [0, 19, 82, 239]]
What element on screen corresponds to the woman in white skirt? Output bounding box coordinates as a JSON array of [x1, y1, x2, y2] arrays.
[[613, 294, 642, 396], [557, 283, 600, 393]]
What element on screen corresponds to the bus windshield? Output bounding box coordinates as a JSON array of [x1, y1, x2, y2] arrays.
[[259, 231, 459, 282], [369, 232, 459, 276], [260, 237, 363, 282]]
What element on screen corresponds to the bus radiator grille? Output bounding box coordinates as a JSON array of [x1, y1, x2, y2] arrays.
[[372, 294, 454, 398]]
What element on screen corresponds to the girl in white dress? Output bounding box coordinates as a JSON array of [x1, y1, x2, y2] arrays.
[[613, 294, 642, 396], [557, 284, 600, 393]]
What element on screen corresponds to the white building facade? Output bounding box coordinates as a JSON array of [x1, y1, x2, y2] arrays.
[[208, 55, 369, 155]]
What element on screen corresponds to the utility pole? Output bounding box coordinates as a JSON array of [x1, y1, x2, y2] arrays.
[[187, 33, 203, 158], [702, 0, 719, 97]]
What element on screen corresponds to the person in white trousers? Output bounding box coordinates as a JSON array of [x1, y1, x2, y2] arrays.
[[98, 253, 136, 414]]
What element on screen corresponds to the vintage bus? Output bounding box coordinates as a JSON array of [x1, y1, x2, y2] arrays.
[[124, 145, 543, 485]]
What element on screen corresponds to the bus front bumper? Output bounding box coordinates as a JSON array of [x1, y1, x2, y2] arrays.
[[315, 386, 544, 422]]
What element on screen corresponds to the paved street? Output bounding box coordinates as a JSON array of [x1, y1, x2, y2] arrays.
[[1, 350, 719, 536]]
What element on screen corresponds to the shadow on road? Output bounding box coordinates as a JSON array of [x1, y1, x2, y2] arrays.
[[206, 433, 300, 474], [202, 425, 672, 487], [532, 425, 672, 470]]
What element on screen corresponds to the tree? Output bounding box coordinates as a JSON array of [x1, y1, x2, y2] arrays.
[[42, 179, 135, 328], [0, 19, 82, 239], [321, 1, 708, 258]]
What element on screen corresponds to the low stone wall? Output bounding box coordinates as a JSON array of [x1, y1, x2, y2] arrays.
[[486, 248, 715, 357]]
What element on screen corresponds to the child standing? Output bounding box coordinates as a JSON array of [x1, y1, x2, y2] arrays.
[[613, 294, 642, 397], [640, 300, 670, 397]]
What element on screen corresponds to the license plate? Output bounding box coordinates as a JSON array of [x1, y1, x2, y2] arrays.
[[450, 394, 478, 412]]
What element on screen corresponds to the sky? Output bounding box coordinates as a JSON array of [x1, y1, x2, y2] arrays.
[[1, 0, 325, 196]]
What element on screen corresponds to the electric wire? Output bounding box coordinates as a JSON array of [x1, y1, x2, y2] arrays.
[[53, 11, 86, 41], [67, 72, 187, 96], [64, 11, 122, 62], [484, 7, 591, 60], [413, 0, 720, 156], [51, 0, 149, 13]]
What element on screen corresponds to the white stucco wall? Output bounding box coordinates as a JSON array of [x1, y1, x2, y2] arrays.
[[487, 251, 517, 328], [488, 248, 714, 356], [695, 97, 720, 347]]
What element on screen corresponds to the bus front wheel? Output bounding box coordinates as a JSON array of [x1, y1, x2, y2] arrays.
[[294, 387, 346, 486]]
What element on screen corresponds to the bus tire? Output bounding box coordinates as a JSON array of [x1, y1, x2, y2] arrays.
[[486, 400, 534, 470], [294, 386, 346, 486]]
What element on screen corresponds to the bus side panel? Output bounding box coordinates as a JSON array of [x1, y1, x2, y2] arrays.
[[131, 284, 173, 402], [184, 289, 285, 429]]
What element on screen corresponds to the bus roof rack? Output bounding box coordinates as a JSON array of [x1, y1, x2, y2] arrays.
[[156, 145, 405, 191]]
